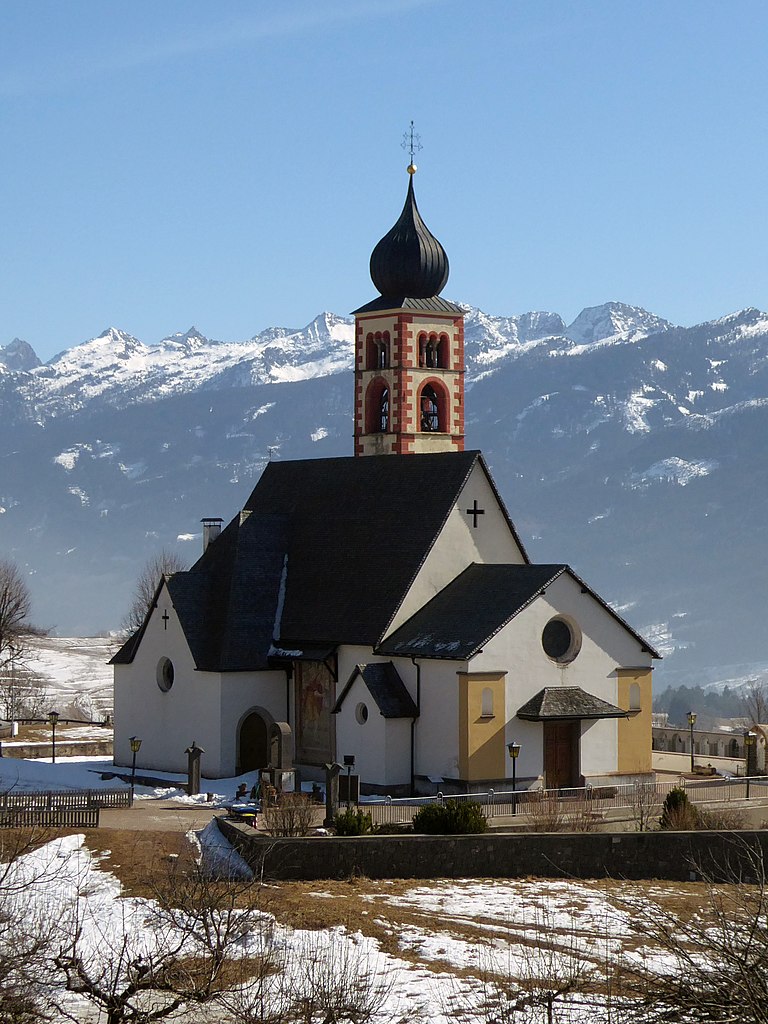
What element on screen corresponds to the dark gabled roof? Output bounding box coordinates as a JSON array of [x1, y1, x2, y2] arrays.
[[174, 510, 289, 671], [111, 511, 289, 672], [110, 577, 166, 665], [352, 295, 464, 316], [115, 451, 527, 670], [378, 560, 661, 661], [244, 451, 518, 648], [332, 662, 419, 719], [517, 687, 627, 721], [378, 564, 566, 660]]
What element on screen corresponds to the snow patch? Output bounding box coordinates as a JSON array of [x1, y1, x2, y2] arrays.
[[628, 457, 718, 489]]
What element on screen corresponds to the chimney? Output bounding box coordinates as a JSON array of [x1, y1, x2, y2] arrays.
[[201, 517, 223, 553]]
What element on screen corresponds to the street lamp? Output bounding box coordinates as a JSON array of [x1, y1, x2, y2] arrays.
[[687, 711, 697, 773], [129, 736, 142, 804], [343, 754, 355, 809], [745, 731, 756, 797], [507, 742, 521, 815], [48, 710, 59, 764]]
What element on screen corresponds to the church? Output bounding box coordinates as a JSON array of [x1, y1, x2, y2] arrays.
[[112, 164, 659, 794]]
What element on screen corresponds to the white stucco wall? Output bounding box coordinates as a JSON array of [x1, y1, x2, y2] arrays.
[[415, 658, 467, 780], [218, 670, 289, 777], [334, 672, 387, 785], [114, 583, 291, 778], [388, 461, 526, 634], [474, 571, 653, 783], [335, 647, 417, 787], [113, 585, 224, 775]]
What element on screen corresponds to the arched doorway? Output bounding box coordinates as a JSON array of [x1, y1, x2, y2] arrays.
[[238, 710, 270, 773]]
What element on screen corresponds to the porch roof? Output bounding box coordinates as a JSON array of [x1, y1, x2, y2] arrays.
[[516, 686, 628, 721]]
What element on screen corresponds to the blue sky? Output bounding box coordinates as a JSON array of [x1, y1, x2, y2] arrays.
[[2, 0, 767, 360]]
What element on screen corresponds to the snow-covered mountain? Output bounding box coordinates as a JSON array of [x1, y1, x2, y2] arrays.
[[2, 300, 768, 692]]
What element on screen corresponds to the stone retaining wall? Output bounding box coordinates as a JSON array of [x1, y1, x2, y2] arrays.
[[0, 740, 113, 759], [217, 819, 768, 882]]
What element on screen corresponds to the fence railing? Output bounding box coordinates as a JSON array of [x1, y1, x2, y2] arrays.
[[0, 788, 131, 810], [0, 806, 100, 829], [363, 776, 768, 826]]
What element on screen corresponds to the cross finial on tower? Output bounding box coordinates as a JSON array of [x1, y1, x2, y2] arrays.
[[401, 120, 422, 174]]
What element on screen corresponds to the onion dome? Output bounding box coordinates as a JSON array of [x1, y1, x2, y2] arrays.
[[369, 171, 449, 299]]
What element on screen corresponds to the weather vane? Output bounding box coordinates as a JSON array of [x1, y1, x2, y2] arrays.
[[401, 120, 422, 173]]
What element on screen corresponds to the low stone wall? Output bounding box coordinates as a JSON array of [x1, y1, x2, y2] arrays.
[[0, 740, 113, 759], [217, 819, 768, 883]]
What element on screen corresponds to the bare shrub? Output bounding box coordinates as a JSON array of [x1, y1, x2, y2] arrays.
[[697, 806, 748, 830], [524, 793, 599, 833], [448, 902, 610, 1024], [524, 792, 570, 832], [614, 840, 768, 1023], [627, 780, 662, 832], [223, 925, 393, 1024], [261, 792, 316, 837]]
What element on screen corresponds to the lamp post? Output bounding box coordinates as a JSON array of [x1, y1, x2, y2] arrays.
[[687, 711, 697, 773], [48, 711, 59, 764], [507, 742, 521, 815], [343, 754, 355, 809], [745, 731, 756, 797], [129, 736, 142, 804]]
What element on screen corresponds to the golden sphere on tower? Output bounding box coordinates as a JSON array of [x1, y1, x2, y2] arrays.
[[407, 163, 417, 175]]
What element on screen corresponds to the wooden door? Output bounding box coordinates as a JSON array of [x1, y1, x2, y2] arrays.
[[543, 720, 580, 789]]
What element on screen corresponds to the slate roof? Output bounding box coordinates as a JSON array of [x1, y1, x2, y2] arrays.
[[243, 451, 524, 650], [352, 295, 465, 316], [332, 662, 419, 719], [111, 511, 288, 671], [377, 561, 662, 661], [113, 451, 527, 670], [377, 564, 568, 660], [516, 687, 627, 721]]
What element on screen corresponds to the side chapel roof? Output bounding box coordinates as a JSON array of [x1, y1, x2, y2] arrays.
[[377, 562, 661, 660], [332, 662, 419, 719]]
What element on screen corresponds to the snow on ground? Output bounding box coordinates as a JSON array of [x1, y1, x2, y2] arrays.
[[22, 635, 117, 715], [0, 755, 696, 1022]]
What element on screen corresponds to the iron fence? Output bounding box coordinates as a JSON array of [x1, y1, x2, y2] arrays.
[[363, 776, 768, 826], [0, 806, 100, 829], [0, 788, 131, 809]]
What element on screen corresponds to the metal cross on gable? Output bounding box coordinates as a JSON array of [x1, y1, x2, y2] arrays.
[[465, 499, 485, 529], [162, 610, 170, 630]]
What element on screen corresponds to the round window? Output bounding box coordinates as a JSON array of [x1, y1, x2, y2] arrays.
[[156, 657, 175, 692], [355, 702, 369, 725], [541, 617, 581, 663]]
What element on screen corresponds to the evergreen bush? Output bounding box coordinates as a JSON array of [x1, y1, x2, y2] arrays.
[[660, 786, 700, 830], [333, 808, 373, 836], [412, 798, 487, 834]]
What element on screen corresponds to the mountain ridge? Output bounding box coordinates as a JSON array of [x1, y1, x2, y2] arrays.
[[2, 299, 768, 695]]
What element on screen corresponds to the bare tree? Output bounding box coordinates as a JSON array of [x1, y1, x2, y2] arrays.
[[121, 549, 186, 636], [0, 828, 67, 1023], [743, 679, 768, 727], [54, 854, 265, 1023], [0, 559, 43, 676], [0, 661, 50, 721]]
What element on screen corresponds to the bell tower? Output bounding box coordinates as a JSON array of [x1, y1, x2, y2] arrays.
[[352, 162, 465, 456]]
